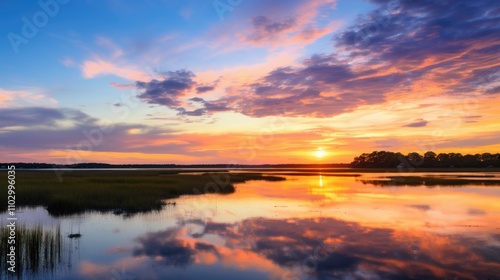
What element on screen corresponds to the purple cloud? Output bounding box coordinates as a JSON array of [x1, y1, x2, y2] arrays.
[[195, 86, 215, 93], [0, 107, 95, 128], [0, 107, 196, 156], [247, 16, 297, 42], [228, 0, 500, 117], [404, 119, 428, 128], [137, 70, 196, 106], [134, 0, 499, 119]]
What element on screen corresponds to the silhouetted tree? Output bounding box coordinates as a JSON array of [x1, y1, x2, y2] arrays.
[[424, 151, 437, 167], [351, 151, 500, 168], [407, 152, 424, 167]]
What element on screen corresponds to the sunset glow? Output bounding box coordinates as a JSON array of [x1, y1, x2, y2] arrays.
[[1, 0, 499, 164], [2, 3, 499, 278], [314, 147, 327, 159]]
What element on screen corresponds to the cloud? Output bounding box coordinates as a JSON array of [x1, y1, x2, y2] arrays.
[[243, 14, 338, 47], [175, 107, 206, 117], [436, 131, 500, 149], [485, 85, 500, 94], [336, 0, 500, 90], [74, 0, 499, 130], [131, 216, 498, 279], [404, 119, 428, 127], [246, 16, 297, 43], [136, 70, 196, 106], [407, 204, 431, 211], [206, 0, 338, 51], [462, 115, 482, 123], [467, 208, 486, 215], [110, 82, 135, 90], [180, 97, 232, 115], [81, 58, 150, 80], [211, 0, 499, 118], [195, 78, 220, 94], [0, 107, 94, 129], [213, 54, 397, 117], [196, 86, 215, 93], [0, 107, 192, 157], [133, 228, 196, 267], [136, 72, 229, 116], [0, 108, 350, 163], [0, 88, 58, 108]]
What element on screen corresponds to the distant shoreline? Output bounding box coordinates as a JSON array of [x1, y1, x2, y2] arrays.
[[1, 166, 500, 173], [0, 163, 351, 169]]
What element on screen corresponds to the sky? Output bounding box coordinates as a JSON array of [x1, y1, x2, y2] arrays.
[[0, 0, 499, 164]]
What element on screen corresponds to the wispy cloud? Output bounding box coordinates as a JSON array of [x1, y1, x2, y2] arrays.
[[0, 88, 58, 108], [81, 58, 150, 80], [404, 119, 428, 128]]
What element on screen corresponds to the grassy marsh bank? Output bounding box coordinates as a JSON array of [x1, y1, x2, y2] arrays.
[[241, 167, 500, 173], [0, 170, 285, 215], [358, 175, 500, 187]]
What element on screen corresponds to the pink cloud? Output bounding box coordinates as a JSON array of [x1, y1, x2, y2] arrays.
[[110, 82, 135, 90], [240, 0, 339, 47], [0, 88, 57, 108], [81, 58, 150, 81], [206, 0, 339, 52]]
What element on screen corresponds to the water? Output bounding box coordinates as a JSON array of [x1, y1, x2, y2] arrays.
[[2, 172, 500, 279]]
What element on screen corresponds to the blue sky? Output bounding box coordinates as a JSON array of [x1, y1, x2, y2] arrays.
[[1, 0, 499, 164]]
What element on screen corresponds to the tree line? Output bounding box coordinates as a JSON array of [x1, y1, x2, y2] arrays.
[[351, 151, 500, 168]]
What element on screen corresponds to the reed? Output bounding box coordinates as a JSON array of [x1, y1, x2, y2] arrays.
[[0, 224, 65, 278]]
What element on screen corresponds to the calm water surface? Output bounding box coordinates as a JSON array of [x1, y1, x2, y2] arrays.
[[2, 172, 500, 279]]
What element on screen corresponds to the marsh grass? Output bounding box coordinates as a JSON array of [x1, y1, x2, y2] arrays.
[[0, 170, 284, 215], [359, 176, 500, 187], [0, 224, 65, 278], [234, 167, 500, 173]]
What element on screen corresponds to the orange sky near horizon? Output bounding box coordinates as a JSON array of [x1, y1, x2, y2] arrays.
[[1, 0, 499, 164]]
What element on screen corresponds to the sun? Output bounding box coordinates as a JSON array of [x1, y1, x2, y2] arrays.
[[314, 147, 327, 159]]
